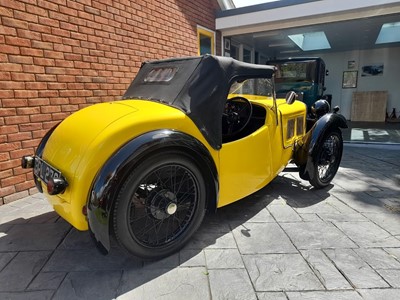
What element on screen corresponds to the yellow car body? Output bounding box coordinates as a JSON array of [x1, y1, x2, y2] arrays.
[[23, 55, 347, 259]]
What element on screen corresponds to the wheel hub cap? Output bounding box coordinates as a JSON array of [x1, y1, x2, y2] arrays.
[[166, 202, 177, 215], [149, 189, 177, 219]]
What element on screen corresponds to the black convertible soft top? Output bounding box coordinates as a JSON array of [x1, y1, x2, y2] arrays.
[[123, 55, 275, 149]]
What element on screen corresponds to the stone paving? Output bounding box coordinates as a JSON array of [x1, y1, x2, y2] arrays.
[[0, 144, 399, 300]]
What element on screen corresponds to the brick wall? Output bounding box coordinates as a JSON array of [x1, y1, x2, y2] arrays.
[[0, 0, 221, 205]]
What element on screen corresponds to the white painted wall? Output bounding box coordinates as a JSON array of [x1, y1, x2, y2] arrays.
[[315, 46, 400, 120]]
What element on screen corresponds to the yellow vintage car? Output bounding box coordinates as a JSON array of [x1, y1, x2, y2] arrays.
[[22, 55, 347, 259]]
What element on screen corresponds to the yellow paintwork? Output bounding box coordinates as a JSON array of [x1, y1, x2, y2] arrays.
[[39, 96, 307, 231]]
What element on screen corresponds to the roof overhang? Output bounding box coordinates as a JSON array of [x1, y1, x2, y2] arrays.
[[216, 0, 400, 36]]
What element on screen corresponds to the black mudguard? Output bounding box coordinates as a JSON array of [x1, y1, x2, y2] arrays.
[[294, 113, 347, 180], [87, 129, 218, 254]]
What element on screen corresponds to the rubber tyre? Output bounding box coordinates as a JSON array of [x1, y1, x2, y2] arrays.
[[113, 151, 206, 259], [309, 129, 343, 189]]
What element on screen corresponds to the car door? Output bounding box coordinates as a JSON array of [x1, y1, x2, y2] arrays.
[[217, 124, 273, 208]]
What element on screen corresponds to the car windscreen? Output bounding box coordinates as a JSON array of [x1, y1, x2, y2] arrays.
[[275, 61, 317, 83], [229, 78, 274, 97]]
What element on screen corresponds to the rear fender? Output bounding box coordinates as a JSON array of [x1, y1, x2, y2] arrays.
[[87, 129, 218, 253], [33, 124, 60, 192], [294, 113, 347, 179]]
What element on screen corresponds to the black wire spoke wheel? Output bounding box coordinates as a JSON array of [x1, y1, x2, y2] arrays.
[[113, 152, 206, 259], [130, 164, 198, 247], [310, 129, 343, 188]]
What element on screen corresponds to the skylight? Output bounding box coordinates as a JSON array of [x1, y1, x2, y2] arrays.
[[376, 22, 400, 44], [288, 31, 331, 51]]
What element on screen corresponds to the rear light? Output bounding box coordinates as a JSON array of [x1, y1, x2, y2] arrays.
[[47, 177, 68, 195], [21, 156, 35, 168]]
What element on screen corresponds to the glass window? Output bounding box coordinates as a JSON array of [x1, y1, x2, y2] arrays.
[[197, 27, 215, 55], [229, 78, 273, 97], [243, 48, 252, 63]]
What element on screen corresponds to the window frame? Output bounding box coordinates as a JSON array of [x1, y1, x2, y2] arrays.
[[197, 26, 215, 56]]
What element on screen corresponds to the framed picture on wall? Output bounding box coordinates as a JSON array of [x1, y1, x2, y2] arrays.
[[342, 71, 358, 88], [224, 38, 231, 51]]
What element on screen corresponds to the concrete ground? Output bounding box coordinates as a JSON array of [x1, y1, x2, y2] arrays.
[[0, 143, 400, 300]]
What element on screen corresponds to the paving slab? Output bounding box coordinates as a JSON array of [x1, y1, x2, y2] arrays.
[[208, 269, 257, 300], [117, 267, 210, 300], [354, 248, 400, 269], [243, 254, 324, 291], [204, 248, 244, 269], [357, 288, 400, 300], [0, 251, 51, 291], [232, 222, 297, 254], [257, 292, 287, 300], [334, 221, 400, 248], [0, 223, 71, 251], [324, 249, 389, 288], [286, 290, 363, 300], [300, 250, 352, 290], [53, 271, 122, 300], [281, 222, 357, 249]]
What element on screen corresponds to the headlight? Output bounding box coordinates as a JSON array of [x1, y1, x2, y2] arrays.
[[312, 99, 330, 118]]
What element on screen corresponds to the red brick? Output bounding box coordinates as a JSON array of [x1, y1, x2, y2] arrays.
[[21, 47, 44, 57], [0, 169, 13, 180], [11, 73, 35, 81], [0, 0, 25, 10], [30, 113, 52, 122], [26, 4, 48, 16], [1, 63, 23, 72], [2, 17, 28, 29], [38, 0, 59, 11], [14, 90, 39, 98], [5, 115, 30, 125], [0, 107, 16, 117], [35, 74, 57, 82], [25, 82, 48, 90], [60, 21, 78, 32], [44, 50, 64, 59], [51, 27, 71, 37], [37, 16, 60, 28], [47, 82, 67, 89], [52, 112, 70, 121], [32, 40, 54, 50], [22, 65, 45, 74], [19, 123, 42, 132], [8, 132, 33, 142], [0, 152, 10, 162], [38, 90, 58, 97], [42, 33, 63, 44], [28, 98, 50, 106], [0, 125, 18, 134], [4, 190, 30, 204], [8, 55, 33, 64], [28, 22, 52, 33], [49, 98, 69, 105], [5, 36, 31, 47], [59, 5, 78, 16], [41, 106, 61, 113], [22, 138, 42, 148], [15, 181, 35, 192], [0, 81, 25, 90], [0, 186, 16, 198], [53, 44, 72, 52], [1, 174, 27, 187], [61, 104, 79, 112], [1, 44, 21, 55], [14, 10, 39, 23]]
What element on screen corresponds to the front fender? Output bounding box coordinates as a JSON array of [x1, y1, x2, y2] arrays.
[[294, 112, 347, 179], [87, 129, 218, 253]]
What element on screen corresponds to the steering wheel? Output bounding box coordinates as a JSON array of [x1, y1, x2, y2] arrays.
[[222, 96, 253, 137]]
